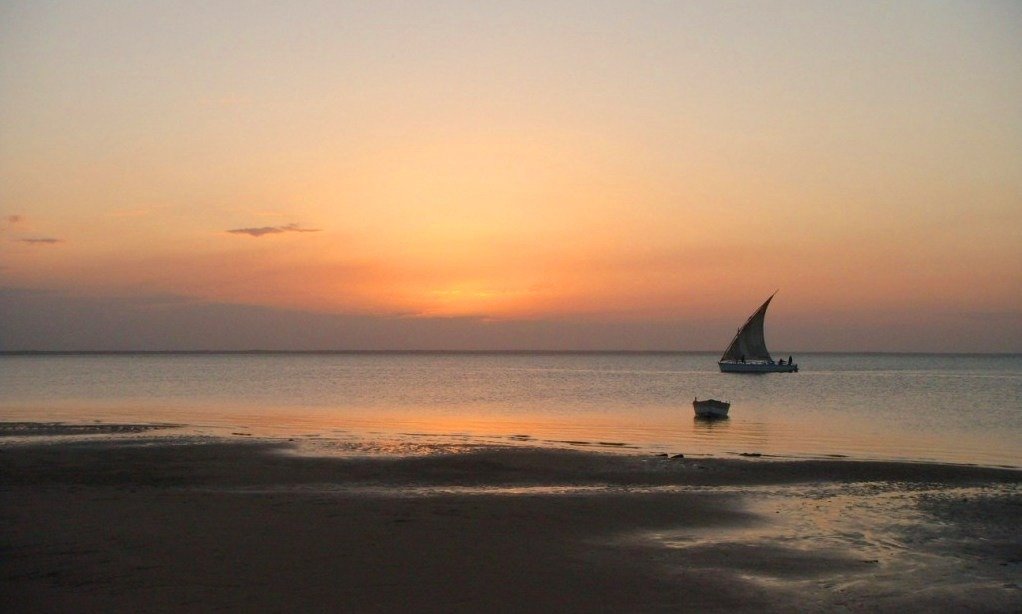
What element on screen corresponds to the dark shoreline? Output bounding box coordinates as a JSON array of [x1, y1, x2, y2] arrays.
[[2, 436, 1020, 488], [2, 431, 1020, 612], [1, 421, 1018, 472]]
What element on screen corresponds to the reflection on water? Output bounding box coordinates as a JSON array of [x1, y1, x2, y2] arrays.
[[0, 353, 1020, 466], [691, 416, 732, 441], [692, 416, 730, 428], [691, 415, 774, 453], [641, 482, 1022, 608]]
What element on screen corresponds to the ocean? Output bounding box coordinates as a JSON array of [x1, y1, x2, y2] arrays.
[[1, 352, 1019, 467]]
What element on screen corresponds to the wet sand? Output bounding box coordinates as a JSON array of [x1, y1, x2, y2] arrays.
[[1, 425, 1020, 612]]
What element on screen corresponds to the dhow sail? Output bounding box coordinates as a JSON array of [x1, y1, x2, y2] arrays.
[[720, 294, 775, 363], [718, 293, 797, 372]]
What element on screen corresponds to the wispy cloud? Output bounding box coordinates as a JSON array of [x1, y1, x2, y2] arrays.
[[3, 215, 64, 244], [226, 223, 322, 237], [2, 214, 24, 233], [956, 310, 1022, 322]]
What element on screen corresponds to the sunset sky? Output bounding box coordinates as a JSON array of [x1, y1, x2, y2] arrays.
[[1, 1, 1020, 351]]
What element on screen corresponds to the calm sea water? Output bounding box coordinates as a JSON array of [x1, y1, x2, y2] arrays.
[[1, 353, 1019, 467]]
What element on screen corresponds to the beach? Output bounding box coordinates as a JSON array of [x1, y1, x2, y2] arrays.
[[2, 425, 1020, 612]]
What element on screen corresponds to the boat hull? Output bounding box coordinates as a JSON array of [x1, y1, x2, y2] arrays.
[[693, 400, 730, 419], [719, 361, 798, 373]]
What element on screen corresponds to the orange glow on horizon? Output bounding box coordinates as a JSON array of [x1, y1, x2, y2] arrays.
[[1, 2, 1020, 350]]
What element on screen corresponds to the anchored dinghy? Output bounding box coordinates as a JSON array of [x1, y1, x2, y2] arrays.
[[693, 397, 730, 419]]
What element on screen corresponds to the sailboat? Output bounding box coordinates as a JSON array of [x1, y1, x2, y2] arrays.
[[718, 292, 798, 373]]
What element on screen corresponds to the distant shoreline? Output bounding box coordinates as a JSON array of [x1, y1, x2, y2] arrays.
[[2, 350, 1020, 356], [1, 422, 1018, 472], [2, 419, 1020, 467]]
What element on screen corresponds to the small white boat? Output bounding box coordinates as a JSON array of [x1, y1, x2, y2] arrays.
[[693, 397, 730, 419], [718, 292, 798, 373]]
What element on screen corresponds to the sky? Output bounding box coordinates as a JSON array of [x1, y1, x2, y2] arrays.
[[1, 1, 1020, 351]]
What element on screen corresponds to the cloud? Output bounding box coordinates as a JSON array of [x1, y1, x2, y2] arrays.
[[227, 223, 322, 237], [0, 288, 712, 351], [956, 310, 1022, 322], [2, 215, 24, 233], [2, 216, 62, 244]]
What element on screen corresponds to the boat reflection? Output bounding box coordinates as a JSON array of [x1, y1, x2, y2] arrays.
[[692, 415, 731, 429]]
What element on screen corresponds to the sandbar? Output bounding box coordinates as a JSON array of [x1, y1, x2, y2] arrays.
[[1, 425, 1019, 612]]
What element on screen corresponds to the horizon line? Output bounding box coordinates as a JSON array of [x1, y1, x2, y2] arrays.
[[1, 350, 1019, 357]]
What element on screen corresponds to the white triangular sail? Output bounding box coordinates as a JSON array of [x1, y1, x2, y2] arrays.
[[720, 294, 775, 362]]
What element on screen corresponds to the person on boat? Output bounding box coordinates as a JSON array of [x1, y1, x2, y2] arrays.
[[788, 355, 793, 365], [778, 358, 785, 365], [739, 355, 745, 363]]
